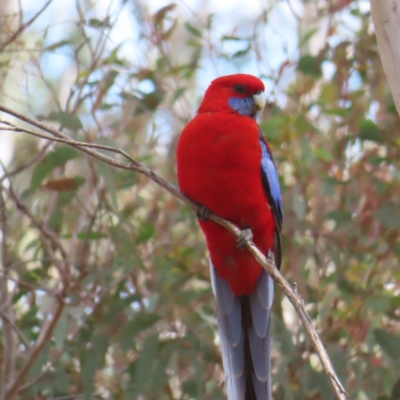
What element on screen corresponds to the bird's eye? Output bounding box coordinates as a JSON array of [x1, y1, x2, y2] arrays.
[[234, 84, 246, 94]]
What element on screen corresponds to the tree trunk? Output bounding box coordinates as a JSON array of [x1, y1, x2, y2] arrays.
[[370, 0, 400, 117]]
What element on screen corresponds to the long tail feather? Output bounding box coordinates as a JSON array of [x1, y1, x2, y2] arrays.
[[210, 264, 273, 400]]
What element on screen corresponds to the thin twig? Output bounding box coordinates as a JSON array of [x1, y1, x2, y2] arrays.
[[5, 299, 65, 399], [0, 309, 30, 350], [0, 273, 58, 296], [0, 0, 53, 53], [0, 120, 138, 164], [0, 185, 16, 399], [5, 185, 69, 264], [17, 323, 80, 394], [0, 141, 51, 182], [0, 103, 347, 399]]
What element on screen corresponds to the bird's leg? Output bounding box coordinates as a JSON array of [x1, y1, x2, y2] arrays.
[[237, 228, 253, 249], [196, 205, 212, 222]]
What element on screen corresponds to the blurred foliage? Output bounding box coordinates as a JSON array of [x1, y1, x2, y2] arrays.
[[0, 0, 399, 399]]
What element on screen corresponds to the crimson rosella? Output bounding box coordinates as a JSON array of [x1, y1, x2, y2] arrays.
[[176, 74, 282, 400]]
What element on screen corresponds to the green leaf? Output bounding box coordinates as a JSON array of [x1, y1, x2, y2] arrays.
[[314, 147, 333, 162], [116, 170, 138, 190], [358, 119, 383, 143], [48, 204, 63, 231], [376, 204, 400, 229], [21, 268, 46, 284], [231, 44, 251, 59], [392, 377, 400, 399], [297, 55, 322, 76], [305, 367, 332, 397], [109, 225, 144, 269], [322, 107, 352, 117], [39, 111, 83, 130], [101, 70, 119, 92], [54, 312, 69, 349], [138, 221, 155, 243], [76, 231, 107, 240], [123, 312, 160, 339], [329, 344, 348, 389], [374, 329, 400, 363], [134, 91, 163, 114], [95, 160, 118, 210], [43, 40, 71, 52], [325, 210, 352, 224], [293, 193, 306, 221], [299, 28, 319, 47], [182, 380, 199, 397], [88, 18, 110, 28], [172, 87, 186, 104], [154, 4, 176, 28], [260, 114, 284, 142], [81, 334, 109, 399], [274, 315, 296, 355], [184, 22, 202, 37], [365, 296, 392, 313], [27, 342, 51, 382], [30, 147, 79, 192], [221, 35, 242, 41], [134, 333, 159, 395]]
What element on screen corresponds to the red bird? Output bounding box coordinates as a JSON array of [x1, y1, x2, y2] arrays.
[[176, 74, 282, 400]]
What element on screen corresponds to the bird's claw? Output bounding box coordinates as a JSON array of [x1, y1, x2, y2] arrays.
[[237, 228, 253, 249], [196, 205, 211, 222]]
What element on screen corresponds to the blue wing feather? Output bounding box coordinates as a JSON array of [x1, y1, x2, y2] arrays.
[[260, 134, 283, 269], [259, 134, 282, 231]]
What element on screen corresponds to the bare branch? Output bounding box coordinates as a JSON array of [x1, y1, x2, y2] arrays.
[[17, 324, 80, 395], [0, 185, 16, 400], [0, 141, 51, 182], [5, 184, 69, 264], [0, 120, 139, 165], [0, 308, 30, 350], [5, 299, 64, 399], [0, 0, 53, 53], [0, 104, 347, 399]]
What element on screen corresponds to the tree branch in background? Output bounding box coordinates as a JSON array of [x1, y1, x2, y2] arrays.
[[5, 300, 65, 399], [0, 0, 53, 53], [0, 185, 16, 400], [0, 145, 71, 399], [0, 104, 348, 399]]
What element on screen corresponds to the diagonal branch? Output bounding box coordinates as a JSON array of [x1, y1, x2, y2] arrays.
[[5, 299, 64, 399], [0, 104, 347, 399], [0, 0, 53, 53], [0, 185, 16, 400]]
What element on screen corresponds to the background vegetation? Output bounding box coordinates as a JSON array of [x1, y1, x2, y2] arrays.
[[0, 0, 399, 399]]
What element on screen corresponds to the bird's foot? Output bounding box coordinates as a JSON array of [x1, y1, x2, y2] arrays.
[[237, 228, 253, 249], [196, 205, 211, 222]]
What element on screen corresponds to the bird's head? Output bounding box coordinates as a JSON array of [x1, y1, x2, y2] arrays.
[[198, 74, 266, 118]]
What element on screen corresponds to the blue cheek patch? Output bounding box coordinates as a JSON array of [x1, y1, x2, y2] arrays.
[[228, 96, 256, 117]]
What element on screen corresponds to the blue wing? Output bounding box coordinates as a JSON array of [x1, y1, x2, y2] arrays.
[[259, 134, 283, 268]]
